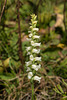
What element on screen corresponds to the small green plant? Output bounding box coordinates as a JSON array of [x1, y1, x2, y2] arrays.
[[54, 79, 67, 100], [25, 14, 41, 100]]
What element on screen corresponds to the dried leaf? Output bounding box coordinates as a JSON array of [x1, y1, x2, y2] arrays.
[[41, 90, 48, 96], [54, 14, 65, 31], [57, 43, 65, 49]]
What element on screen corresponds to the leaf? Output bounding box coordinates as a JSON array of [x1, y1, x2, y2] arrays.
[[57, 84, 64, 94], [54, 14, 65, 31], [3, 57, 11, 68], [0, 67, 3, 73], [0, 74, 15, 80], [57, 43, 65, 49], [62, 79, 67, 87], [50, 20, 55, 27], [54, 86, 62, 94], [0, 71, 16, 81], [0, 60, 2, 66], [60, 57, 67, 66]]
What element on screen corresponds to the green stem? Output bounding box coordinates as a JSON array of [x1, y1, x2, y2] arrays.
[[31, 80, 35, 100]]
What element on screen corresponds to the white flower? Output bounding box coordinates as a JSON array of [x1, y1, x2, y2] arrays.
[[33, 76, 41, 83], [26, 67, 31, 72], [30, 26, 33, 29], [32, 49, 40, 54], [33, 28, 39, 31], [28, 72, 33, 79], [33, 35, 40, 39], [28, 31, 31, 33], [30, 55, 34, 61], [27, 52, 30, 55], [25, 61, 32, 66], [34, 57, 41, 61], [31, 41, 41, 47], [32, 64, 41, 71], [29, 33, 33, 37], [33, 21, 37, 24], [26, 38, 31, 41], [26, 47, 31, 52], [31, 41, 35, 46], [34, 43, 41, 46]]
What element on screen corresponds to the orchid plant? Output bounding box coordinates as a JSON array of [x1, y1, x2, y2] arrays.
[[25, 14, 41, 100]]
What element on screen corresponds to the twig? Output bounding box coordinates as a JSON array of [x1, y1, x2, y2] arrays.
[[20, 93, 29, 100], [0, 0, 7, 23], [16, 0, 24, 72]]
